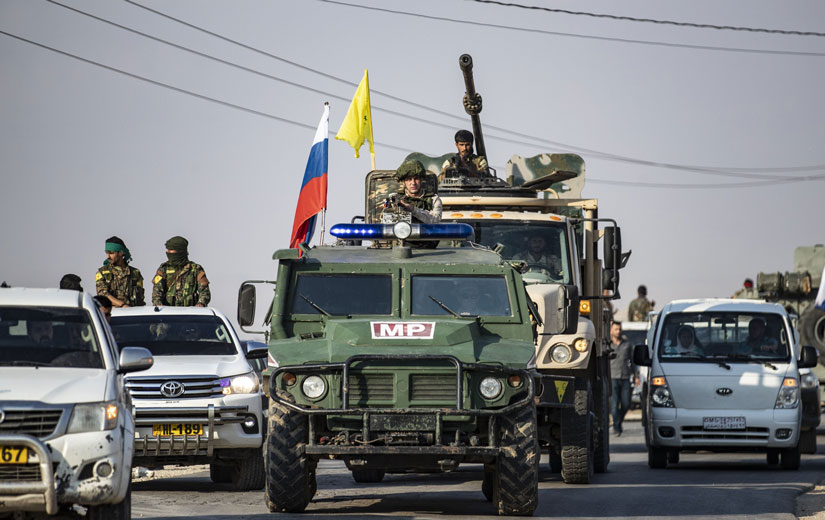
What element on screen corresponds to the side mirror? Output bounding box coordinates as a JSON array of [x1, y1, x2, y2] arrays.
[[603, 268, 619, 292], [244, 341, 269, 360], [563, 285, 579, 334], [603, 226, 622, 270], [119, 346, 154, 374], [238, 283, 257, 327], [633, 344, 652, 367], [800, 345, 818, 369]]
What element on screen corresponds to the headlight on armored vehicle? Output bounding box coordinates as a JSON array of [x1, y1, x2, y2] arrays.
[[550, 344, 572, 364], [775, 378, 799, 409], [479, 377, 503, 400], [302, 375, 327, 399], [221, 371, 260, 395], [67, 401, 119, 433]]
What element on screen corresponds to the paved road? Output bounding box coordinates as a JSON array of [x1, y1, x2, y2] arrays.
[[131, 419, 825, 519]]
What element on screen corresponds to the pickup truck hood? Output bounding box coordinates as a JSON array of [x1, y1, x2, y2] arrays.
[[0, 368, 108, 403], [136, 355, 251, 378]]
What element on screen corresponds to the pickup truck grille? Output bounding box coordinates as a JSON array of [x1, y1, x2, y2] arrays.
[[126, 375, 223, 400], [0, 464, 41, 482], [0, 410, 62, 438]]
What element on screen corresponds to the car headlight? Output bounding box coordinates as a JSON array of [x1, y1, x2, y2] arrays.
[[550, 344, 572, 364], [67, 401, 118, 433], [650, 377, 674, 408], [801, 372, 818, 390], [221, 371, 260, 395], [775, 378, 799, 409], [302, 375, 327, 399], [479, 377, 503, 400]]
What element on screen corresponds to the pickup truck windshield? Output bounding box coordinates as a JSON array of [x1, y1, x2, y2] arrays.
[[0, 306, 103, 368], [110, 315, 236, 355], [469, 221, 572, 284], [658, 311, 791, 362], [412, 275, 511, 316], [291, 274, 392, 316]]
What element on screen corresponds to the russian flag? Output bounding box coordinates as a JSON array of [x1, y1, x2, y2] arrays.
[[289, 104, 329, 249]]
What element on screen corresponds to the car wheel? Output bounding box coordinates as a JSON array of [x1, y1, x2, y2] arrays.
[[86, 482, 130, 520], [780, 445, 801, 470]]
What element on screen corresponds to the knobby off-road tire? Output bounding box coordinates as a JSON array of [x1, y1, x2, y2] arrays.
[[493, 404, 539, 516], [593, 372, 610, 474], [86, 482, 130, 520], [482, 469, 494, 502], [209, 462, 232, 483], [548, 449, 562, 474], [265, 391, 315, 513], [351, 469, 386, 483], [561, 380, 593, 484], [232, 451, 266, 491]]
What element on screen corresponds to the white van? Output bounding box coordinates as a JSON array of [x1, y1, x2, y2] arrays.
[[635, 299, 818, 470]]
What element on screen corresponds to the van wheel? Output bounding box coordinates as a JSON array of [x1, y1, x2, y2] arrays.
[[648, 446, 667, 469], [666, 450, 680, 464], [86, 482, 130, 520], [780, 445, 801, 470], [561, 380, 593, 484], [800, 429, 817, 454], [767, 449, 780, 465], [351, 469, 385, 483], [265, 391, 315, 512]]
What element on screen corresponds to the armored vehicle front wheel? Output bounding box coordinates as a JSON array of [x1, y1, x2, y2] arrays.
[[351, 469, 386, 483], [561, 380, 594, 484], [265, 391, 316, 513], [481, 469, 494, 502], [491, 404, 539, 516]]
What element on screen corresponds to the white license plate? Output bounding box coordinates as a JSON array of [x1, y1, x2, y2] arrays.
[[703, 416, 746, 430]]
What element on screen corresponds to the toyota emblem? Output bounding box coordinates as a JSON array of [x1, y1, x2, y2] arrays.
[[0, 409, 5, 424], [716, 387, 733, 396], [160, 381, 185, 398]]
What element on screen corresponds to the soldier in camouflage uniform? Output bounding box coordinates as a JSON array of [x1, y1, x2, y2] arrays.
[[732, 278, 759, 299], [95, 236, 145, 307], [628, 285, 655, 322], [152, 236, 210, 307], [440, 129, 489, 179], [395, 159, 442, 224]]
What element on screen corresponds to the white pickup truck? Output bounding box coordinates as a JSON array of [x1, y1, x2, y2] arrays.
[[110, 306, 265, 490], [0, 288, 153, 518]]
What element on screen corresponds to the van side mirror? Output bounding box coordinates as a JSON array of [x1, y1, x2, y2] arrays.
[[238, 283, 256, 327], [633, 344, 651, 367], [800, 345, 818, 368]]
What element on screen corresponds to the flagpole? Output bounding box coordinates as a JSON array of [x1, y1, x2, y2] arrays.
[[319, 209, 326, 245], [320, 102, 329, 245], [365, 69, 376, 170]]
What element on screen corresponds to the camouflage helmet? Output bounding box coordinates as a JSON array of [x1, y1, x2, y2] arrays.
[[395, 159, 426, 181]]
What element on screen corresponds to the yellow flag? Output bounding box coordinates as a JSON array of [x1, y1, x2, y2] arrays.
[[335, 70, 374, 159]]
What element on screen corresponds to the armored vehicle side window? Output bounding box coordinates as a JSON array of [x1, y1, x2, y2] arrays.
[[0, 306, 104, 368], [658, 312, 790, 362], [292, 274, 392, 316], [411, 275, 511, 316], [110, 315, 236, 355]]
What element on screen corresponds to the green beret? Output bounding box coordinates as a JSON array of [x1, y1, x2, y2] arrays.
[[396, 159, 426, 181], [165, 235, 189, 252]]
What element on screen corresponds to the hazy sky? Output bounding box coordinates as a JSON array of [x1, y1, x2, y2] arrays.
[[2, 0, 824, 334]]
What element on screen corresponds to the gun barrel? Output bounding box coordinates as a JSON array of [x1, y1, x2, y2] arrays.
[[458, 54, 486, 159]]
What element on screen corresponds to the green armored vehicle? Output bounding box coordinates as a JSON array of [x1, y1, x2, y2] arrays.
[[238, 223, 559, 515], [396, 54, 629, 484]]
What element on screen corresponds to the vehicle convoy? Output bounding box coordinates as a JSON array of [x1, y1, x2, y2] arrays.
[[0, 288, 153, 518], [236, 222, 581, 515], [634, 299, 818, 470], [399, 54, 630, 484], [110, 306, 266, 491]]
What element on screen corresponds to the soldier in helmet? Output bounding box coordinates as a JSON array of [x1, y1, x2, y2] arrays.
[[441, 129, 489, 179], [152, 236, 211, 307], [95, 236, 145, 307], [393, 159, 442, 224]]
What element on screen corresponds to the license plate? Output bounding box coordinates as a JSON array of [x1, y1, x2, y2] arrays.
[[152, 424, 204, 436], [703, 416, 746, 430], [0, 446, 29, 464]]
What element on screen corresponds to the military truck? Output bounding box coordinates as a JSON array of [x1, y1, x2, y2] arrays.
[[399, 54, 629, 484], [237, 222, 582, 515]]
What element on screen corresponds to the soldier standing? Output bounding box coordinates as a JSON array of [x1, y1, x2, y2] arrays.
[[59, 274, 83, 291], [732, 278, 758, 299], [152, 236, 210, 307], [628, 285, 655, 322], [95, 236, 145, 307], [395, 160, 442, 224], [441, 129, 489, 178]]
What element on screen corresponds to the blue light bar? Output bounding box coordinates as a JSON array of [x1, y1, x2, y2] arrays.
[[329, 222, 474, 241]]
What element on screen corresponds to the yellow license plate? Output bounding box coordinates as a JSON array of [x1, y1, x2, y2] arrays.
[[152, 424, 204, 436], [0, 446, 29, 464]]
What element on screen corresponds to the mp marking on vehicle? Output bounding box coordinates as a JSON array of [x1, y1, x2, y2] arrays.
[[370, 321, 436, 339]]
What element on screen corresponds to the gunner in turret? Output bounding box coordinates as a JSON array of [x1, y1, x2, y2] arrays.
[[395, 159, 442, 224], [441, 129, 490, 179]]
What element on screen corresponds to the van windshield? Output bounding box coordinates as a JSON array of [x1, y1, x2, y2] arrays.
[[658, 312, 790, 362]]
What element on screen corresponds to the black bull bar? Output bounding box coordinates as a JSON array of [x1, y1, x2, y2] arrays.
[[269, 354, 534, 455]]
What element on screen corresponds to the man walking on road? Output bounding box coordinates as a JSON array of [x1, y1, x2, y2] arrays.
[[609, 321, 633, 436]]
